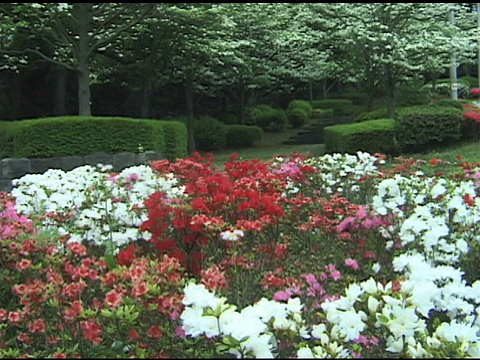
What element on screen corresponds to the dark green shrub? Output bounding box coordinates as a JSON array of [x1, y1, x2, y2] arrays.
[[194, 116, 227, 151], [396, 105, 464, 153], [310, 99, 354, 117], [312, 108, 334, 119], [287, 108, 308, 129], [287, 100, 312, 118], [459, 75, 478, 89], [250, 104, 287, 132], [324, 119, 398, 155], [431, 99, 464, 110], [220, 113, 239, 125], [225, 125, 263, 148], [395, 80, 432, 107]]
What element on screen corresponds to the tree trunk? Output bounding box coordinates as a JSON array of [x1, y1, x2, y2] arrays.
[[186, 70, 195, 154], [54, 66, 67, 116], [76, 3, 92, 116], [140, 76, 152, 118], [237, 77, 246, 125], [12, 74, 21, 119], [384, 64, 396, 119], [77, 61, 91, 116]]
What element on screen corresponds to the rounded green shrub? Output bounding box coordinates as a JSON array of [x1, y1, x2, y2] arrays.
[[250, 104, 287, 132], [225, 125, 263, 148], [287, 100, 312, 118], [287, 108, 308, 129], [194, 116, 227, 151]]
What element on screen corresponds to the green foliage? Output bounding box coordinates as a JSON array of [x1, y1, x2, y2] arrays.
[[396, 105, 464, 153], [324, 118, 398, 155], [9, 117, 166, 158], [422, 78, 470, 99], [431, 99, 464, 110], [250, 104, 287, 132], [396, 80, 432, 107], [459, 75, 478, 89], [0, 121, 20, 159], [287, 99, 313, 118], [1, 116, 188, 161], [354, 107, 389, 123], [220, 113, 239, 125], [287, 108, 308, 129], [159, 121, 189, 160], [310, 99, 354, 117], [194, 116, 227, 151], [225, 125, 263, 148], [311, 108, 334, 119]]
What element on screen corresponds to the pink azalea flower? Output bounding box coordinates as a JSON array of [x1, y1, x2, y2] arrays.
[[345, 258, 360, 270]]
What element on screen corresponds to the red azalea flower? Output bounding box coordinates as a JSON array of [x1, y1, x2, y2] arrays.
[[105, 290, 123, 309], [80, 318, 102, 345], [430, 158, 442, 166], [129, 328, 140, 341], [147, 325, 163, 339], [464, 194, 476, 207], [471, 87, 480, 96], [28, 318, 46, 333], [117, 243, 137, 266]]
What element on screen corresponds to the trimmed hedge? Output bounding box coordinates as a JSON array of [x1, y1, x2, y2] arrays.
[[310, 99, 354, 117], [160, 121, 189, 160], [194, 116, 227, 151], [396, 105, 464, 152], [0, 121, 20, 159], [225, 125, 263, 148], [0, 116, 187, 161], [324, 119, 398, 155]]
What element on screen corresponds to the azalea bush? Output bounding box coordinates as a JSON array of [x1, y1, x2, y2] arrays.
[[2, 149, 480, 358]]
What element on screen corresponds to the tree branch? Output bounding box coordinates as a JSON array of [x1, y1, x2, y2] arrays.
[[2, 48, 77, 72]]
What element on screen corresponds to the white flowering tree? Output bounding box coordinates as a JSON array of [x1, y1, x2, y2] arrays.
[[159, 3, 245, 152], [0, 3, 154, 116], [301, 3, 476, 115]]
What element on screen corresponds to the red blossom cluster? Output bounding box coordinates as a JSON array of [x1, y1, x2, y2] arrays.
[[0, 230, 189, 357]]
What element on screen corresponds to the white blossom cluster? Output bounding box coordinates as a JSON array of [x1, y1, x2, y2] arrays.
[[372, 174, 480, 266], [300, 151, 382, 196], [181, 282, 307, 358], [11, 164, 186, 251], [181, 272, 480, 358]]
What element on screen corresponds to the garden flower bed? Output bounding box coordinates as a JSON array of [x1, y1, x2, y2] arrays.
[[1, 150, 480, 358]]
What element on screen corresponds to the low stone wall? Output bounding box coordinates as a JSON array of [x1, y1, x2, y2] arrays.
[[0, 151, 164, 193]]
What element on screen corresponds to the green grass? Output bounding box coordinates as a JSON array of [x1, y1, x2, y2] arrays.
[[394, 138, 480, 177]]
